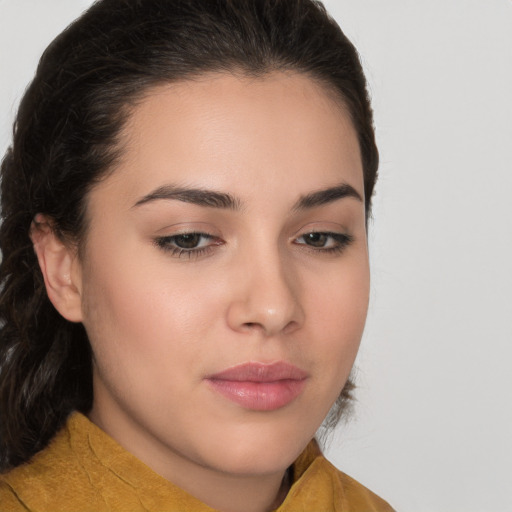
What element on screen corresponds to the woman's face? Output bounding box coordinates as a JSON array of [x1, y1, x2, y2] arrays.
[[75, 72, 369, 482]]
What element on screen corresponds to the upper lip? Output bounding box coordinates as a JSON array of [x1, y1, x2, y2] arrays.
[[206, 361, 308, 382]]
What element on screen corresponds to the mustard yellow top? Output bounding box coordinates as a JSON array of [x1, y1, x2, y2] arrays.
[[0, 413, 393, 511]]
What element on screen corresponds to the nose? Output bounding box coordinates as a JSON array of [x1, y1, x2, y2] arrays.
[[226, 249, 305, 337]]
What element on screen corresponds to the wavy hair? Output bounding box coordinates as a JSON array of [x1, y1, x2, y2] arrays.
[[0, 0, 378, 471]]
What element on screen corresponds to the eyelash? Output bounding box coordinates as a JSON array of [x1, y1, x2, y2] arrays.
[[154, 231, 354, 259], [295, 232, 354, 254], [154, 232, 220, 259]]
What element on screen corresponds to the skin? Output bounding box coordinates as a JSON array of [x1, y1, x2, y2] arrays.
[[34, 72, 370, 512]]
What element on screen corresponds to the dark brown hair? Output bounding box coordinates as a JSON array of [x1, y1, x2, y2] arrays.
[[0, 0, 378, 471]]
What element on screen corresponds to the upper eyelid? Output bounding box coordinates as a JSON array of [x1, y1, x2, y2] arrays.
[[152, 219, 221, 234], [155, 231, 219, 244], [164, 231, 215, 238], [290, 219, 350, 236], [293, 230, 350, 240]]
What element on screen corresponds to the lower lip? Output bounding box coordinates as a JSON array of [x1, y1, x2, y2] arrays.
[[206, 379, 306, 411]]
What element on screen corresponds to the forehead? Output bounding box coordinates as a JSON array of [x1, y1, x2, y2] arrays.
[[92, 71, 364, 211]]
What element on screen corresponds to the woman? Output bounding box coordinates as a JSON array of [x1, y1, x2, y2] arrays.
[[0, 0, 392, 510]]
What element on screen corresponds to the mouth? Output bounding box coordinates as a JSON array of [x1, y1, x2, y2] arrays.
[[205, 361, 308, 411]]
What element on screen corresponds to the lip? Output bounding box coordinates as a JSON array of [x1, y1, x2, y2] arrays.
[[205, 362, 308, 411]]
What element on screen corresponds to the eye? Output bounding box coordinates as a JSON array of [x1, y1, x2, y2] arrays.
[[294, 231, 353, 253], [170, 233, 206, 249], [154, 232, 222, 258]]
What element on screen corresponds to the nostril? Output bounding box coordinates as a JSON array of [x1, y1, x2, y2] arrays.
[[227, 284, 305, 336]]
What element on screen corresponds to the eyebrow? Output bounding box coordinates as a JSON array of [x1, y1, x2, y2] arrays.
[[293, 183, 363, 211], [133, 185, 242, 210], [132, 182, 362, 211]]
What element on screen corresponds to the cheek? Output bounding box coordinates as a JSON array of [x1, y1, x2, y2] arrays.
[[306, 257, 370, 371], [79, 244, 224, 377]]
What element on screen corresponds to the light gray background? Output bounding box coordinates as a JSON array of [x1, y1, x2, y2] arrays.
[[1, 1, 511, 511]]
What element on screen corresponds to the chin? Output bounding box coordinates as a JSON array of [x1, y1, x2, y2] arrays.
[[199, 416, 316, 475]]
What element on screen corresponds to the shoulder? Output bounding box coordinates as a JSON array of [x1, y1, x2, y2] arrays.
[[0, 412, 207, 512], [0, 413, 110, 511], [310, 457, 394, 511], [284, 440, 394, 512], [331, 466, 395, 512]]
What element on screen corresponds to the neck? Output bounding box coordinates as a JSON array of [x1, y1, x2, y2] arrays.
[[173, 465, 292, 512], [89, 405, 293, 512]]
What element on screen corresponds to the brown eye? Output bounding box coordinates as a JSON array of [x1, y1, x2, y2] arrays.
[[295, 232, 354, 254], [154, 232, 223, 259], [174, 233, 202, 249], [303, 233, 329, 247]]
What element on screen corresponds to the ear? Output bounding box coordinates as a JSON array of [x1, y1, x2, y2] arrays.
[[30, 214, 83, 323]]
